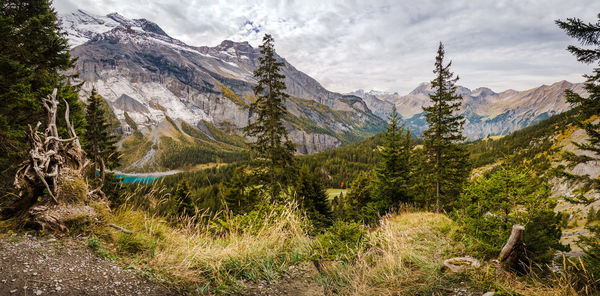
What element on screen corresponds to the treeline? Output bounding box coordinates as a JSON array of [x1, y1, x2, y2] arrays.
[[158, 136, 247, 170]]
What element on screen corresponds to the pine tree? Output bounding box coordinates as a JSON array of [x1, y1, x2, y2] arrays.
[[224, 166, 260, 215], [373, 106, 412, 211], [557, 15, 600, 287], [588, 206, 597, 224], [344, 171, 376, 223], [83, 88, 120, 188], [0, 0, 83, 193], [555, 16, 600, 198], [174, 180, 194, 216], [409, 148, 432, 208], [422, 42, 469, 211], [295, 165, 333, 230], [244, 34, 296, 198]]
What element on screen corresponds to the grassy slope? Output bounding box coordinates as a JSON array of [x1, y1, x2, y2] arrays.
[[84, 203, 568, 295]]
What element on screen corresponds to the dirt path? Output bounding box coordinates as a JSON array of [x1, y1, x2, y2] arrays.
[[0, 233, 178, 296]]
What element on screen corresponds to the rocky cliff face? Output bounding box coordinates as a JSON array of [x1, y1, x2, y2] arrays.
[[60, 10, 385, 171], [352, 81, 585, 140]]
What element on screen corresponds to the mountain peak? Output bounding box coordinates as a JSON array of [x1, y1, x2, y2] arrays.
[[409, 82, 432, 95], [471, 87, 496, 97], [60, 10, 170, 48]]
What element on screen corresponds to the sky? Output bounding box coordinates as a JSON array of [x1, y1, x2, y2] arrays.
[[54, 0, 600, 94]]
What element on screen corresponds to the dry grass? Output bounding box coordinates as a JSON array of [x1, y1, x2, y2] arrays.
[[84, 186, 579, 295], [96, 199, 311, 293], [317, 212, 462, 295], [316, 211, 575, 296]]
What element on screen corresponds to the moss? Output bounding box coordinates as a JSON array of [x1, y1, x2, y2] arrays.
[[60, 177, 87, 202], [65, 214, 93, 233]]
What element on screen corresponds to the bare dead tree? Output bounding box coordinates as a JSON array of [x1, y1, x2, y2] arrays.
[[10, 89, 97, 231]]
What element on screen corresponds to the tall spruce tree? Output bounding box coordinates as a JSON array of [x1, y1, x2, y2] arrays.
[[556, 15, 600, 197], [244, 34, 296, 198], [556, 14, 600, 289], [0, 0, 83, 193], [422, 42, 469, 211], [373, 106, 412, 211], [83, 88, 120, 187]]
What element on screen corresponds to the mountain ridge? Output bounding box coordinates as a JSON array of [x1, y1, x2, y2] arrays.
[[60, 9, 386, 172], [349, 80, 585, 139]]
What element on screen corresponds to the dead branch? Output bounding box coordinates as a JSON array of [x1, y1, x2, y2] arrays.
[[108, 223, 133, 234]]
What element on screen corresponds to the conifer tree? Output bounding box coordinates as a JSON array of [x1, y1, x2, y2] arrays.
[[224, 166, 260, 215], [174, 180, 194, 216], [295, 165, 333, 230], [373, 106, 412, 211], [244, 34, 296, 198], [422, 42, 469, 211], [0, 0, 83, 192], [557, 15, 600, 287], [344, 172, 376, 223], [556, 16, 600, 198], [83, 88, 120, 187]]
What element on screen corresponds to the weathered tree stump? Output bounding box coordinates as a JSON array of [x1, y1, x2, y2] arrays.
[[9, 89, 102, 232], [498, 224, 526, 271]]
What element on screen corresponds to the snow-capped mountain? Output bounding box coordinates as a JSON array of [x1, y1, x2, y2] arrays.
[[350, 80, 585, 139], [59, 9, 385, 172]]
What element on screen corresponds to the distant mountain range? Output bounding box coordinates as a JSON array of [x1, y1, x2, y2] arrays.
[[59, 9, 585, 171], [349, 80, 585, 139]]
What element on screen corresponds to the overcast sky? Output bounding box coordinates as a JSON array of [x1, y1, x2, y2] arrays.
[[54, 0, 600, 94]]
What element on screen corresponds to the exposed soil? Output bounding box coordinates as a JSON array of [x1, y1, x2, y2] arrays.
[[0, 233, 179, 296]]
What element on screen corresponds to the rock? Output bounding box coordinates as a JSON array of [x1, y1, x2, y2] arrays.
[[483, 292, 496, 296]]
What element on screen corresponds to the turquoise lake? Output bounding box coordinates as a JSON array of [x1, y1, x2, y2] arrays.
[[116, 175, 162, 183]]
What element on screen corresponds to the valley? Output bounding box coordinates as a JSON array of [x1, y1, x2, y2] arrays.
[[2, 2, 600, 295]]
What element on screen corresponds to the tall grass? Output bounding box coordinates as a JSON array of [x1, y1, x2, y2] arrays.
[[316, 212, 462, 295], [315, 211, 576, 296], [93, 184, 580, 295], [97, 184, 312, 293]]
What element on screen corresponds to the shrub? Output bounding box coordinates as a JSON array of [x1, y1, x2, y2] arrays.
[[314, 220, 368, 262], [456, 164, 568, 266], [87, 234, 101, 250]]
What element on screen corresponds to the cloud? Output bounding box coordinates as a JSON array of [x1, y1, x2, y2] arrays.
[[53, 0, 600, 94]]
